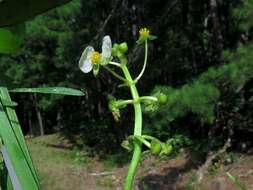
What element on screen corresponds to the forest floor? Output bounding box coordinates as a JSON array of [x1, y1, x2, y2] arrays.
[[27, 134, 253, 190]]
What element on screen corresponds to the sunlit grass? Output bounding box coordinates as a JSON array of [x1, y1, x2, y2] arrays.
[[27, 134, 88, 190]]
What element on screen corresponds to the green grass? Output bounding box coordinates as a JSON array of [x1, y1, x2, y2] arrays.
[[26, 134, 89, 190], [26, 134, 121, 190]]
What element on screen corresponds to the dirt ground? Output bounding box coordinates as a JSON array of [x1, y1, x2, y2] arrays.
[[27, 135, 253, 190]]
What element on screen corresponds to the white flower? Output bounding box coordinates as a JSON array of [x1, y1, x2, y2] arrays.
[[79, 35, 112, 74]]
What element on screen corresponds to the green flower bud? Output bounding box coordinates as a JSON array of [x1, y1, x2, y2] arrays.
[[108, 97, 127, 111], [158, 93, 168, 105], [160, 143, 173, 156], [150, 139, 162, 155], [119, 42, 128, 53], [113, 43, 119, 49], [116, 51, 124, 60], [121, 139, 134, 151], [112, 43, 119, 56]]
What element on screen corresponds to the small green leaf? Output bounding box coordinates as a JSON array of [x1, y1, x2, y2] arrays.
[[149, 35, 157, 40], [9, 87, 85, 96], [136, 39, 144, 45]]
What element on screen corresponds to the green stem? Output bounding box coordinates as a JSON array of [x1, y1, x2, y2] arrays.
[[141, 135, 157, 141], [116, 99, 135, 107], [109, 61, 121, 67], [121, 63, 142, 135], [103, 65, 126, 82], [135, 136, 151, 148], [134, 40, 148, 82], [139, 96, 158, 102], [124, 142, 142, 190], [120, 61, 143, 190]]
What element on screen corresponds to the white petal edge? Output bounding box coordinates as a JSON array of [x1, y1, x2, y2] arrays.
[[102, 35, 112, 59], [79, 46, 94, 73], [79, 58, 93, 73]]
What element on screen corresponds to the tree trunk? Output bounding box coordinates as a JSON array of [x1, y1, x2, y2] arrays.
[[210, 0, 224, 62], [28, 94, 34, 136], [36, 108, 44, 136], [34, 95, 44, 136], [28, 110, 34, 137], [56, 111, 63, 131]]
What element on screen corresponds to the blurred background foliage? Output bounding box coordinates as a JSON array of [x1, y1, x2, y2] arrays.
[[1, 0, 253, 155]]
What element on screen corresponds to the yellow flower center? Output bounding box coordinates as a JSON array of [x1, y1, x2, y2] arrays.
[[139, 28, 150, 39], [90, 51, 101, 64]]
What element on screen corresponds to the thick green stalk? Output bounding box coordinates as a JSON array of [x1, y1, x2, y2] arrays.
[[124, 142, 142, 190], [120, 62, 142, 190]]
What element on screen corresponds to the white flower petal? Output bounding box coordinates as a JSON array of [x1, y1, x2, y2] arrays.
[[79, 59, 93, 73], [79, 46, 94, 62], [102, 35, 112, 59], [79, 46, 94, 73]]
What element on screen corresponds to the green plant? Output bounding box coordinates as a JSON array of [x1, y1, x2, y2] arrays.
[[73, 150, 88, 164], [78, 28, 172, 190]]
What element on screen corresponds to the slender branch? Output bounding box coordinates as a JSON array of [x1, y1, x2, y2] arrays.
[[135, 136, 151, 148], [91, 0, 121, 42], [197, 137, 231, 183], [89, 171, 115, 176], [226, 172, 247, 190], [118, 83, 128, 88], [103, 65, 126, 82], [142, 135, 156, 141], [117, 97, 158, 108], [139, 96, 158, 102], [116, 99, 135, 107], [109, 61, 121, 67], [134, 40, 148, 82]]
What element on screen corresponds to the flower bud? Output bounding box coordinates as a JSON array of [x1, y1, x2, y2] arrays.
[[158, 93, 168, 105], [121, 139, 134, 151], [111, 47, 117, 56], [119, 42, 128, 53], [160, 143, 173, 155], [150, 139, 162, 155]]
